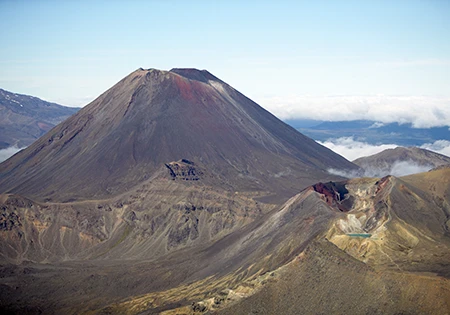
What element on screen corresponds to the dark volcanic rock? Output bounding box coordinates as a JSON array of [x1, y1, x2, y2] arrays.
[[0, 211, 21, 231], [165, 159, 203, 180]]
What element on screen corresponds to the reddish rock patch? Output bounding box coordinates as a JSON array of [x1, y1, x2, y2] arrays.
[[174, 75, 195, 101], [311, 182, 352, 212], [37, 122, 52, 132], [375, 175, 391, 194]]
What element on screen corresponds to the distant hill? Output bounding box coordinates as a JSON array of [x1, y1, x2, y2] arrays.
[[0, 88, 80, 149], [287, 119, 450, 146], [353, 146, 450, 177]]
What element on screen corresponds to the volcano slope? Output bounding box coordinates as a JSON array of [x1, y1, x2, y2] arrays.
[[0, 68, 356, 203], [1, 69, 449, 314], [0, 68, 359, 313]]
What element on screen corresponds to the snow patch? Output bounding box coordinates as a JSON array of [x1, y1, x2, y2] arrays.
[[10, 99, 23, 107]]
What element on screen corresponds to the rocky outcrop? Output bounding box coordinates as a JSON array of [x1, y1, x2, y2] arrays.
[[165, 159, 203, 181], [0, 211, 21, 231]]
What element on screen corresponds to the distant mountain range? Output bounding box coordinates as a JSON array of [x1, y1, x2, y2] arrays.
[[0, 88, 79, 149], [286, 119, 450, 146]]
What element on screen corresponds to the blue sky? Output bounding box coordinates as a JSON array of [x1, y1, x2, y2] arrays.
[[1, 0, 449, 123]]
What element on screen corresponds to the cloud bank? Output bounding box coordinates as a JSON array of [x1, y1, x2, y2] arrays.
[[420, 140, 450, 157], [319, 137, 450, 178], [328, 161, 433, 179], [0, 146, 24, 162], [318, 137, 450, 162], [318, 137, 398, 161], [258, 95, 450, 128]]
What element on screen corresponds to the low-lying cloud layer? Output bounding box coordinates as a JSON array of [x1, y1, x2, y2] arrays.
[[318, 137, 398, 161], [319, 137, 450, 178], [258, 95, 450, 128], [318, 137, 450, 161], [328, 160, 434, 179], [0, 146, 25, 162], [420, 140, 450, 157]]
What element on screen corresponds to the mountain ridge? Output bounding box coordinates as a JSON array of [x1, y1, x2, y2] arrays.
[[0, 88, 79, 150]]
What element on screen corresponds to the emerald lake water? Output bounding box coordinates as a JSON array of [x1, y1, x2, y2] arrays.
[[346, 233, 372, 238]]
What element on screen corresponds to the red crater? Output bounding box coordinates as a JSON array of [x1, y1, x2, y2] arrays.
[[311, 182, 352, 212]]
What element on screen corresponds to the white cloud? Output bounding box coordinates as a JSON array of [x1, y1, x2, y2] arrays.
[[420, 140, 450, 157], [0, 146, 25, 162], [320, 138, 450, 178], [389, 161, 433, 176], [319, 137, 450, 162], [51, 95, 94, 107], [327, 160, 433, 179], [368, 122, 384, 129], [317, 137, 398, 161], [257, 95, 450, 128]]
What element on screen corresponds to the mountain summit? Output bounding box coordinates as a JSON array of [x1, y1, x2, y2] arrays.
[[0, 68, 357, 201]]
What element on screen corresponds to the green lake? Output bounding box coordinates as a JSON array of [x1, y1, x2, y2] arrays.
[[346, 233, 372, 238]]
